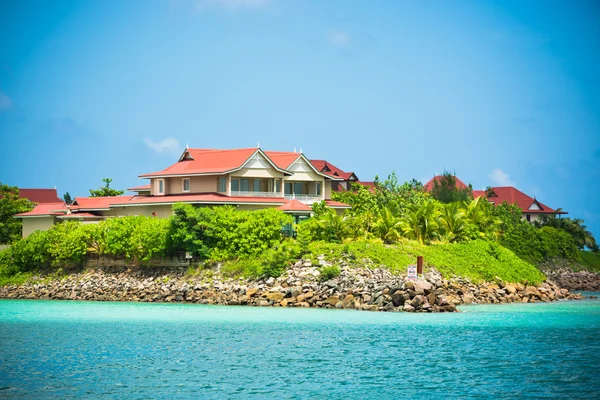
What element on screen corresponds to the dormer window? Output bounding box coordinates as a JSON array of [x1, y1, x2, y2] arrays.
[[322, 165, 331, 172], [156, 179, 165, 195], [183, 178, 190, 193]]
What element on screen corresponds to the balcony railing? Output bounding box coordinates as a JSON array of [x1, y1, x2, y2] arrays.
[[284, 194, 323, 204], [230, 191, 281, 198]]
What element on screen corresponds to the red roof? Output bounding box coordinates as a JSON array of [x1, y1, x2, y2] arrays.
[[324, 200, 351, 209], [310, 160, 357, 181], [423, 175, 469, 192], [14, 202, 66, 217], [486, 187, 564, 214], [472, 189, 486, 198], [277, 199, 312, 212], [127, 184, 151, 191], [71, 196, 133, 210], [18, 188, 62, 203], [139, 148, 305, 178]]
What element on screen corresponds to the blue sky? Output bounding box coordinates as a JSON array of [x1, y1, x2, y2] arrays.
[[0, 0, 599, 236]]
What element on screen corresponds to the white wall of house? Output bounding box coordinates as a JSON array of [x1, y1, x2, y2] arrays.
[[21, 217, 56, 238]]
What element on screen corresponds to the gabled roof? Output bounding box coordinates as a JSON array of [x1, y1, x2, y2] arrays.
[[310, 160, 358, 181], [18, 188, 62, 203], [140, 147, 340, 180], [423, 175, 470, 192], [277, 199, 312, 212], [472, 189, 486, 198], [486, 187, 565, 214]]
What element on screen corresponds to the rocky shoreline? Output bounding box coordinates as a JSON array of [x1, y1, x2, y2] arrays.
[[0, 260, 587, 312]]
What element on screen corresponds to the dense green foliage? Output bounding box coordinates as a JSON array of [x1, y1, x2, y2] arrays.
[[169, 204, 293, 260], [430, 171, 473, 204], [89, 178, 125, 197], [579, 251, 600, 272], [0, 217, 170, 276], [0, 183, 34, 244]]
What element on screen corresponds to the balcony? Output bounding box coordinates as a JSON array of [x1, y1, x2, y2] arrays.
[[284, 194, 323, 204], [230, 191, 281, 198]]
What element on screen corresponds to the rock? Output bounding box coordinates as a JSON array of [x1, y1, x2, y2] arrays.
[[266, 292, 284, 302], [324, 296, 340, 306], [411, 295, 425, 308], [246, 288, 258, 297], [342, 294, 355, 308], [403, 304, 416, 312], [414, 280, 433, 295]]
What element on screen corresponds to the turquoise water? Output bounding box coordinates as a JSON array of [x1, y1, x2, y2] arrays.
[[1, 295, 599, 399]]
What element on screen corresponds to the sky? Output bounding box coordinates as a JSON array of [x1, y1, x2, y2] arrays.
[[0, 0, 599, 236]]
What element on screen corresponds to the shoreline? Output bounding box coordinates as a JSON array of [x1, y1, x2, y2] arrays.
[[0, 261, 589, 312]]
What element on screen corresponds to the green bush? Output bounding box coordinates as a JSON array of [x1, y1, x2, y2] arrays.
[[579, 250, 600, 272], [319, 265, 341, 282]]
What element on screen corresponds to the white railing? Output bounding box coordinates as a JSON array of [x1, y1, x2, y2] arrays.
[[230, 191, 281, 198], [284, 194, 323, 204]]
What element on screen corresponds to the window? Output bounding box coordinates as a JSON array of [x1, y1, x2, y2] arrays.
[[276, 179, 281, 194], [316, 182, 322, 195], [526, 214, 531, 222], [240, 179, 249, 192], [183, 178, 190, 192], [157, 179, 164, 195], [218, 177, 227, 193], [285, 182, 293, 195], [231, 179, 239, 192], [294, 182, 304, 195], [253, 179, 261, 192]]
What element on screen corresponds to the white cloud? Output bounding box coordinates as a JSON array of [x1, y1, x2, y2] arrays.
[[195, 0, 269, 10], [144, 137, 181, 155], [327, 30, 351, 47], [488, 168, 515, 186], [0, 90, 13, 111]]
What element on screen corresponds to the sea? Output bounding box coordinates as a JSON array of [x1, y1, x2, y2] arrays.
[[1, 294, 599, 399]]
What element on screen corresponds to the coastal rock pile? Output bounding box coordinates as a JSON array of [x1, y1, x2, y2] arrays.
[[545, 270, 600, 291], [0, 260, 584, 312]]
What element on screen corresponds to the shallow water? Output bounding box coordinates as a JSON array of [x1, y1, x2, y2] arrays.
[[1, 295, 599, 399]]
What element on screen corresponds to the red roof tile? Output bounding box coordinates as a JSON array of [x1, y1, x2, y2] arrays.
[[18, 188, 62, 203], [72, 196, 134, 210], [14, 202, 66, 217], [310, 160, 357, 181], [487, 187, 564, 214], [423, 175, 469, 192], [277, 199, 312, 212], [57, 212, 101, 219], [472, 189, 486, 198], [127, 184, 151, 191], [324, 200, 351, 208]]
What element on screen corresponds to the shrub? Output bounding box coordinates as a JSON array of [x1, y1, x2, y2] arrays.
[[319, 265, 340, 282]]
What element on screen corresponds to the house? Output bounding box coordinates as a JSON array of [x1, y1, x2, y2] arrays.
[[474, 186, 567, 222], [423, 175, 566, 222], [310, 160, 360, 192], [15, 147, 351, 237]]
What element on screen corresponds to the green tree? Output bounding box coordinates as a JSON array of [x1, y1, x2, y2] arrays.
[[374, 206, 403, 244], [536, 213, 598, 251], [430, 171, 472, 204], [400, 200, 439, 244], [0, 183, 34, 244], [89, 178, 124, 197], [438, 202, 470, 243], [63, 192, 73, 204]]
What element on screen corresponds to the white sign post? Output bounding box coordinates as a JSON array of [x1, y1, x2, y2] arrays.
[[407, 265, 417, 281]]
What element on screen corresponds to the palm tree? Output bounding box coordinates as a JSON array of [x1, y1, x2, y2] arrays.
[[464, 196, 500, 238], [318, 209, 349, 243], [400, 201, 439, 244], [374, 206, 403, 244], [438, 202, 469, 243]]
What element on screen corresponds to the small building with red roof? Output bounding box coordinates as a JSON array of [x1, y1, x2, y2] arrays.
[[309, 160, 359, 192], [423, 175, 565, 222]]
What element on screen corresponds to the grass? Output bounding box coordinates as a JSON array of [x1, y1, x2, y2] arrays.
[[305, 239, 545, 285]]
